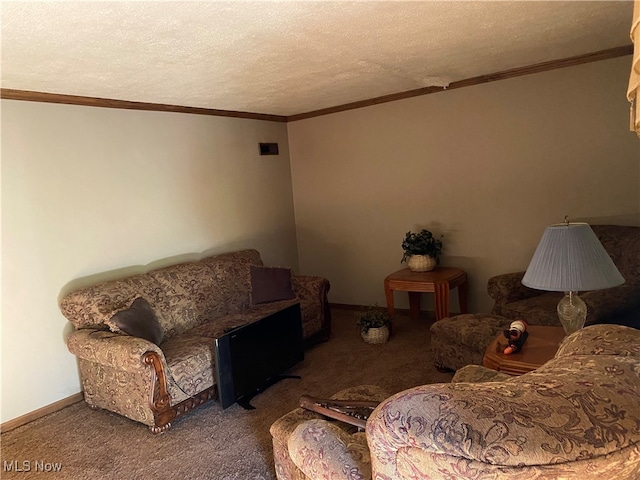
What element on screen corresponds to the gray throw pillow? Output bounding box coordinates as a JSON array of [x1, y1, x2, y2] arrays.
[[250, 265, 296, 305], [105, 296, 164, 346]]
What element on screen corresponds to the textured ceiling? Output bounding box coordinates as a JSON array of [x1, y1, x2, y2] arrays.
[[1, 1, 634, 117]]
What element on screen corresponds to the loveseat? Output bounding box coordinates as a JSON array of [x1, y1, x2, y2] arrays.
[[284, 324, 640, 479], [488, 224, 640, 329], [60, 249, 330, 433]]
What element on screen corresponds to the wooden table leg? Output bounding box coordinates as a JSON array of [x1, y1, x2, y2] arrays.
[[458, 278, 469, 314], [384, 280, 395, 318], [408, 292, 421, 320], [434, 282, 451, 321]]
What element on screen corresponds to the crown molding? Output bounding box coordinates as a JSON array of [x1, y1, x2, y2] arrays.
[[287, 45, 633, 121], [0, 89, 288, 122], [2, 45, 632, 123]]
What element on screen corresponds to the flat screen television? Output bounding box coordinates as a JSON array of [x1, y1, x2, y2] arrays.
[[214, 303, 303, 409]]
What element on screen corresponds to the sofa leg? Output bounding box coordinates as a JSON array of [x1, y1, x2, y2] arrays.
[[435, 363, 453, 373], [150, 422, 172, 434]]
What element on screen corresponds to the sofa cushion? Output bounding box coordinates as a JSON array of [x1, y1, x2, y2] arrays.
[[201, 249, 263, 314], [430, 314, 512, 371], [104, 296, 164, 346], [591, 225, 640, 286], [148, 262, 228, 337], [250, 265, 296, 305], [59, 279, 141, 329], [581, 285, 640, 328], [555, 323, 640, 358], [499, 292, 563, 326], [161, 333, 216, 399]]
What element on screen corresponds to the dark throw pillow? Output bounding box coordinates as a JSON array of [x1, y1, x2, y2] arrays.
[[105, 296, 164, 346], [250, 265, 296, 305]]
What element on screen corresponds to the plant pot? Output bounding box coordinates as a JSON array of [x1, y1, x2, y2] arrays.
[[407, 255, 436, 272], [361, 326, 390, 344]]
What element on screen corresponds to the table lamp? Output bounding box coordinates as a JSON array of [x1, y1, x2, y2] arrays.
[[521, 221, 625, 335]]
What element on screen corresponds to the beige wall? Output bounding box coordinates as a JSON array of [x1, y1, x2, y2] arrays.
[[2, 55, 639, 424], [288, 56, 640, 314], [1, 101, 297, 423]]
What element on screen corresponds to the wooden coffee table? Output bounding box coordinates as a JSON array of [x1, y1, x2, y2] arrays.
[[482, 325, 565, 375], [384, 267, 468, 321]]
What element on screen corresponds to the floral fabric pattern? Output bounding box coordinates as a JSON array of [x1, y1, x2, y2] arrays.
[[292, 275, 331, 341], [148, 262, 228, 337], [271, 385, 389, 480], [160, 333, 216, 398], [451, 364, 512, 384], [367, 324, 640, 479], [429, 314, 512, 371], [61, 249, 331, 430], [289, 421, 371, 480], [487, 225, 640, 329]]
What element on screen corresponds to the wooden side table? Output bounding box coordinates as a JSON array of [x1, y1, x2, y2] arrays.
[[384, 267, 468, 321], [482, 325, 565, 375]]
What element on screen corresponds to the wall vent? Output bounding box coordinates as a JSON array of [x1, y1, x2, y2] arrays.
[[259, 143, 279, 155]]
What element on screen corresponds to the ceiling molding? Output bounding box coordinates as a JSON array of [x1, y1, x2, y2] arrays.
[[1, 45, 632, 123], [0, 89, 288, 122], [287, 45, 634, 122]]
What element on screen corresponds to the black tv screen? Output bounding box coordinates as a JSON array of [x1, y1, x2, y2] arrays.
[[214, 303, 303, 409]]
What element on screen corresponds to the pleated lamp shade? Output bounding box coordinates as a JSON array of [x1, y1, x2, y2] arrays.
[[522, 223, 625, 292]]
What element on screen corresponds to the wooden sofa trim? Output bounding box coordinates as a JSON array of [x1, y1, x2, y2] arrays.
[[143, 351, 218, 434]]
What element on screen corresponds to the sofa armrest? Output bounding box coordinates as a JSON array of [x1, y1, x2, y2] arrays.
[[291, 274, 330, 299], [288, 419, 371, 480], [67, 328, 165, 373], [291, 274, 331, 343], [451, 364, 512, 383], [368, 351, 640, 479], [487, 271, 542, 313]]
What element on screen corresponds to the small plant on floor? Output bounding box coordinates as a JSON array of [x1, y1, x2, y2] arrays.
[[356, 305, 392, 333]]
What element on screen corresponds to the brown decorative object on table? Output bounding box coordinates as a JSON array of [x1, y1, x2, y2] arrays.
[[384, 267, 468, 321], [483, 325, 565, 375], [502, 319, 528, 354]]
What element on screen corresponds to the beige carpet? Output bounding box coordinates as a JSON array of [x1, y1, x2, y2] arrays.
[[1, 307, 453, 480]]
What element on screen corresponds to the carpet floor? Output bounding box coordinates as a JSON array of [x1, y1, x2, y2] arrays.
[[1, 307, 453, 479]]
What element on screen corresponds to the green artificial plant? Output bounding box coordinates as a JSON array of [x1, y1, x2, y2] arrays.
[[401, 229, 443, 263], [356, 305, 392, 333]]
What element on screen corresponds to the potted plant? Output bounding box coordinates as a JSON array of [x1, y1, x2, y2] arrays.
[[401, 229, 443, 272], [356, 305, 392, 344]]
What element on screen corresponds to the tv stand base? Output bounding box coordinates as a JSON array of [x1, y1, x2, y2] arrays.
[[237, 374, 302, 410]]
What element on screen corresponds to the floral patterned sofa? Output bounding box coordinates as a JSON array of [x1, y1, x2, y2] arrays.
[[60, 249, 330, 433], [285, 324, 640, 479], [430, 225, 639, 373], [488, 225, 640, 329]]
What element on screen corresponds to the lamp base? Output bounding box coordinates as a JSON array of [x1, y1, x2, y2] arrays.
[[557, 291, 587, 335]]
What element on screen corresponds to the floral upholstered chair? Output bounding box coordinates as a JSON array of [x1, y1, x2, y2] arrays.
[[285, 324, 640, 479]]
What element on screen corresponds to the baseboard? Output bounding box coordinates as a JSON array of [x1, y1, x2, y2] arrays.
[[1, 392, 84, 433], [0, 305, 430, 432], [329, 302, 413, 314], [330, 303, 440, 321]]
